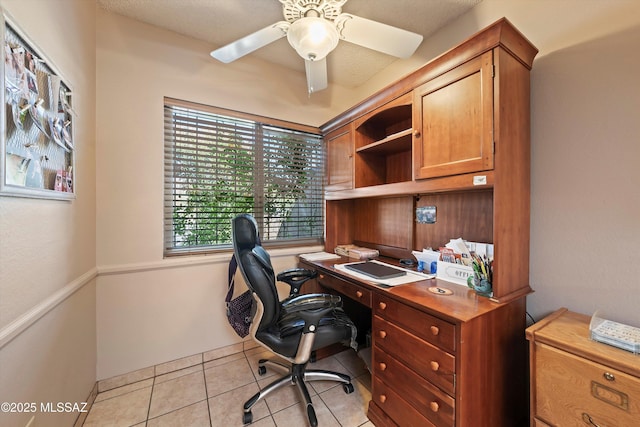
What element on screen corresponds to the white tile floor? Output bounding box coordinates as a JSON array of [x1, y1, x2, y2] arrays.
[[82, 346, 373, 427]]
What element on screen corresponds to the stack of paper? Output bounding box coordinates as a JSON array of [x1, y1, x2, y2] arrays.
[[334, 245, 379, 259], [299, 252, 341, 261]]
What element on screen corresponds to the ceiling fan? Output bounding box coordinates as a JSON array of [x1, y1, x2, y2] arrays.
[[210, 0, 424, 94]]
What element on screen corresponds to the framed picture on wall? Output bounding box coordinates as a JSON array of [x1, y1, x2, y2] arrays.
[[0, 11, 76, 200]]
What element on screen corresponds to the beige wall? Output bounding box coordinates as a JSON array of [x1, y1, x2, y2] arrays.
[[0, 0, 97, 426]]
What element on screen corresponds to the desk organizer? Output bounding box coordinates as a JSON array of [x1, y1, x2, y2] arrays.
[[436, 260, 473, 287]]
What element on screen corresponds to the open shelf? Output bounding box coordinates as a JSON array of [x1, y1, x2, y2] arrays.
[[353, 95, 413, 188], [356, 128, 412, 155]]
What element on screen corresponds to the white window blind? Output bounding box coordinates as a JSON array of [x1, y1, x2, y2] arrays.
[[164, 99, 324, 256]]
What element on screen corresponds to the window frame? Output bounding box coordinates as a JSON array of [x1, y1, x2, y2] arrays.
[[163, 97, 325, 257]]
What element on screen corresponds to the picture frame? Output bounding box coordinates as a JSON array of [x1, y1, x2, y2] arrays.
[[0, 11, 75, 200]]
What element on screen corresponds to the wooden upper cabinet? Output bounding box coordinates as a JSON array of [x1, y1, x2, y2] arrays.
[[325, 123, 353, 191], [413, 51, 494, 180]]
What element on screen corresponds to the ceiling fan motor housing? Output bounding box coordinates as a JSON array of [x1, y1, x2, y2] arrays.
[[280, 0, 346, 22]]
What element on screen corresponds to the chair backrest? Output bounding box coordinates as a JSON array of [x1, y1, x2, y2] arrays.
[[232, 214, 281, 332]]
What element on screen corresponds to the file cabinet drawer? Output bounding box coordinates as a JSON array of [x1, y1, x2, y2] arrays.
[[535, 343, 640, 427], [372, 377, 437, 427], [374, 293, 456, 353], [373, 315, 455, 395], [318, 272, 372, 308], [374, 347, 455, 427]]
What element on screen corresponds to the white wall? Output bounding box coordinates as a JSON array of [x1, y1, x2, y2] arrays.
[[95, 0, 640, 380], [0, 1, 97, 426]]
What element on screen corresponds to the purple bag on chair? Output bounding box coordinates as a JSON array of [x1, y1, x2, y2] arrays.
[[225, 254, 253, 338]]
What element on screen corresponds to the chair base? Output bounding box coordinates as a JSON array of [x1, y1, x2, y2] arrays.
[[243, 358, 354, 426]]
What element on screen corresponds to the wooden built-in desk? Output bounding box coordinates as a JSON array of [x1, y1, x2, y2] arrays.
[[313, 16, 537, 427], [300, 256, 529, 427]]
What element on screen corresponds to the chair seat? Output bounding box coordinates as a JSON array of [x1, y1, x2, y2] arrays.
[[258, 308, 355, 358]]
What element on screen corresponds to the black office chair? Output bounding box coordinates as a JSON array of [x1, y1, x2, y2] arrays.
[[232, 214, 357, 426]]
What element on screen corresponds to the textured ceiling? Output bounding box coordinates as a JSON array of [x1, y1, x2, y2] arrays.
[[96, 0, 482, 88]]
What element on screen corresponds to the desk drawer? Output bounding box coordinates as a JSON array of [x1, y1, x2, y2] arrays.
[[374, 347, 455, 427], [373, 315, 455, 395], [374, 294, 456, 353], [535, 343, 640, 426], [318, 272, 372, 308], [372, 377, 437, 427]]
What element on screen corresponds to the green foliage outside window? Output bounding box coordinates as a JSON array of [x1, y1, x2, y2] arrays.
[[164, 103, 323, 255]]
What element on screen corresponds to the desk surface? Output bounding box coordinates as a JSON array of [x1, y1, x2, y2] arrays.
[[301, 256, 508, 324]]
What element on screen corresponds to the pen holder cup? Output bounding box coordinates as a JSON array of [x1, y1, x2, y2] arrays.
[[467, 273, 492, 297]]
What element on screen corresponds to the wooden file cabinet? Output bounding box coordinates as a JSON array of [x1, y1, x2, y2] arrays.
[[526, 308, 640, 427]]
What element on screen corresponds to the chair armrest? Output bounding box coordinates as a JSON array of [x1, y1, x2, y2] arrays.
[[277, 268, 318, 297]]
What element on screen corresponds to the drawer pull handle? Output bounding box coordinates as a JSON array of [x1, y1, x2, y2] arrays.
[[356, 290, 363, 298], [379, 302, 387, 310], [429, 401, 439, 412], [319, 274, 325, 279], [430, 361, 439, 371], [378, 362, 387, 371], [413, 129, 421, 138], [582, 412, 601, 427], [603, 372, 615, 381], [379, 331, 387, 339], [430, 325, 440, 336], [379, 394, 387, 404]]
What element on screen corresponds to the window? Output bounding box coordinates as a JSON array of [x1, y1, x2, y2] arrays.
[[164, 98, 324, 256]]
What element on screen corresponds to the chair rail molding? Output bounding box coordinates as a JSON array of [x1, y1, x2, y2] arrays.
[[0, 267, 98, 349]]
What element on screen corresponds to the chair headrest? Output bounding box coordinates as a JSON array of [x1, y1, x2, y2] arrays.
[[232, 214, 260, 250]]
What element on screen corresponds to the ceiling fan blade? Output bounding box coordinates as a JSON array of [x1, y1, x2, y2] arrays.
[[210, 22, 289, 63], [335, 13, 423, 58], [305, 58, 328, 94]]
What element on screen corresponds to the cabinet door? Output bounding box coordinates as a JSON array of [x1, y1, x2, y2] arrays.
[[413, 51, 494, 179], [325, 123, 353, 191]]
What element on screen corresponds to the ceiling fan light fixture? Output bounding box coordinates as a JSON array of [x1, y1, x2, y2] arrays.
[[287, 16, 339, 61]]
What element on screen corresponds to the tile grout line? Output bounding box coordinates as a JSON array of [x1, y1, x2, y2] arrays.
[[144, 372, 156, 425], [201, 361, 214, 427]]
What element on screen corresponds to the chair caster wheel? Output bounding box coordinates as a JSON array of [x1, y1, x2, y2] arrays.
[[257, 366, 267, 375], [343, 383, 354, 394], [243, 411, 253, 424]]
